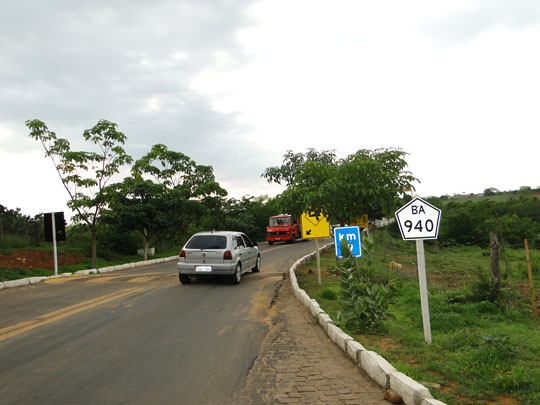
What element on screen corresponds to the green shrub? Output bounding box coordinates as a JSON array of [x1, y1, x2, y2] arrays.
[[469, 271, 500, 303], [319, 288, 338, 300], [0, 234, 32, 250]]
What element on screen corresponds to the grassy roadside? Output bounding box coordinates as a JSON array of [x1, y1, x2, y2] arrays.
[[296, 232, 540, 404]]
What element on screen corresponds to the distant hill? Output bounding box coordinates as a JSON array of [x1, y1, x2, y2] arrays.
[[432, 187, 540, 204]]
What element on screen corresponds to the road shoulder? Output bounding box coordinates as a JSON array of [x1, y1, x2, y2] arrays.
[[235, 279, 387, 404]]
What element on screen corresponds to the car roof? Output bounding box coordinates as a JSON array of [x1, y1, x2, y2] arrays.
[[191, 231, 241, 236]]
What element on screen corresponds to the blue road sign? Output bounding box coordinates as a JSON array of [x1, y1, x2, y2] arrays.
[[334, 226, 362, 258]]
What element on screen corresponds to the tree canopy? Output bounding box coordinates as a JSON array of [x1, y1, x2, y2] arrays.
[[264, 148, 417, 224], [27, 119, 133, 268]]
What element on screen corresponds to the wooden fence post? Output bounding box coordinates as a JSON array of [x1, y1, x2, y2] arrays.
[[524, 239, 539, 320], [490, 232, 501, 292], [495, 215, 511, 287]]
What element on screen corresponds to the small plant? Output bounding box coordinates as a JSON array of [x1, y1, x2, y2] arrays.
[[469, 270, 500, 303], [319, 288, 338, 300], [476, 335, 519, 365], [336, 236, 397, 333]]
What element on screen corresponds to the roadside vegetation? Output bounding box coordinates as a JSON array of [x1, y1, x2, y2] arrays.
[[0, 198, 277, 281], [296, 229, 540, 404]]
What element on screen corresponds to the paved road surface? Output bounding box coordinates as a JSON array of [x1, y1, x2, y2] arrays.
[[0, 240, 321, 404]]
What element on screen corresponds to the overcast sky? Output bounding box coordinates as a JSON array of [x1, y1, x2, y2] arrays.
[[1, 0, 539, 219]]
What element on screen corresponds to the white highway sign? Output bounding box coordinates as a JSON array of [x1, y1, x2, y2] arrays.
[[395, 197, 441, 240], [395, 197, 442, 344]]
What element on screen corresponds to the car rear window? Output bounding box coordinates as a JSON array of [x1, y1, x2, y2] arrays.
[[186, 235, 227, 249]]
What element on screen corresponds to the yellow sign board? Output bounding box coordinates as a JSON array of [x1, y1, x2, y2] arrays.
[[351, 214, 369, 228], [301, 211, 330, 238]]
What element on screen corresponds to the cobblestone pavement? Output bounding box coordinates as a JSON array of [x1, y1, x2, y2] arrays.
[[235, 279, 388, 405]]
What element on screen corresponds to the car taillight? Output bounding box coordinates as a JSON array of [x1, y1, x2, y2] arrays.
[[179, 250, 186, 261], [223, 250, 232, 260]]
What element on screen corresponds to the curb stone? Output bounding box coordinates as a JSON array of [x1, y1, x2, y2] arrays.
[[391, 372, 433, 405], [28, 277, 47, 284], [0, 256, 178, 290], [308, 299, 324, 317], [361, 350, 397, 389], [346, 340, 366, 364], [4, 278, 29, 288], [336, 331, 354, 352], [289, 241, 446, 405], [326, 322, 341, 342], [318, 313, 333, 331]]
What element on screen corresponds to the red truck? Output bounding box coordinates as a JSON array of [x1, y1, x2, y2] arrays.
[[266, 214, 301, 245]]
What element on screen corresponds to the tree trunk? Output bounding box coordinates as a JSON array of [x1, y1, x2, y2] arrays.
[[143, 228, 149, 261], [91, 230, 98, 269], [490, 232, 501, 293]]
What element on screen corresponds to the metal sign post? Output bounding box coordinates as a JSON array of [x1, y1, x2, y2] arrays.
[[44, 212, 66, 276], [51, 215, 58, 276], [395, 197, 441, 344]]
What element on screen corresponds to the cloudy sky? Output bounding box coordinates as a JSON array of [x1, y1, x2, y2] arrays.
[[1, 0, 539, 219]]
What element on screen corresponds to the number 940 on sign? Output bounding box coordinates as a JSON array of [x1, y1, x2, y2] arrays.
[[404, 219, 434, 233]]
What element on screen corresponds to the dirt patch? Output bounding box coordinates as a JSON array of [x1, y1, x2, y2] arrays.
[[0, 250, 84, 270], [487, 395, 522, 405]]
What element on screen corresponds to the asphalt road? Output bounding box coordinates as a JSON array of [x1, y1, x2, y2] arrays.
[[0, 239, 324, 405]]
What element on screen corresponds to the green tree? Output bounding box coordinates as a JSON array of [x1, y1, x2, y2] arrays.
[[27, 119, 133, 268], [484, 187, 499, 196], [106, 178, 169, 260], [132, 144, 227, 245], [268, 148, 417, 225], [519, 186, 532, 196], [221, 195, 280, 241], [0, 204, 42, 247], [261, 148, 337, 187]]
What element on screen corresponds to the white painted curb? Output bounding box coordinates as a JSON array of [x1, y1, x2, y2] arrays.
[[390, 372, 433, 405], [288, 242, 446, 405], [0, 256, 178, 290]]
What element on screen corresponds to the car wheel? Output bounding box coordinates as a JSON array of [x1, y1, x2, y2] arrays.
[[179, 274, 191, 284], [268, 241, 273, 245], [231, 263, 242, 285], [252, 254, 261, 272]]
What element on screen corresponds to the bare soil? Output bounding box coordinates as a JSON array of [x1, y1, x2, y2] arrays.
[[0, 250, 84, 270]]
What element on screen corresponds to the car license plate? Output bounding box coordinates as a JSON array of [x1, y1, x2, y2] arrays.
[[195, 266, 212, 272], [276, 238, 281, 240]]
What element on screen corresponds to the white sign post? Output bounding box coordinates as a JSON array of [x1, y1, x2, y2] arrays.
[[395, 197, 441, 344]]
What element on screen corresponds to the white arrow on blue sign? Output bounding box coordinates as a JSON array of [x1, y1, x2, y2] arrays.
[[334, 226, 362, 258]]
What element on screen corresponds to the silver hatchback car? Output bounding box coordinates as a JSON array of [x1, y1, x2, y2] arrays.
[[177, 231, 261, 285]]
